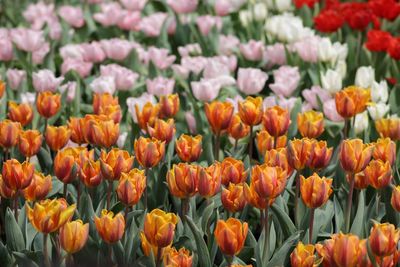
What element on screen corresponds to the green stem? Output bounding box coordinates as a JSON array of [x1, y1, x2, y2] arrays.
[[294, 170, 301, 228], [345, 175, 355, 233], [263, 206, 270, 263], [106, 181, 113, 210], [375, 190, 380, 218], [214, 133, 220, 161], [144, 168, 149, 210], [309, 208, 315, 244], [248, 126, 253, 161], [43, 234, 50, 267]]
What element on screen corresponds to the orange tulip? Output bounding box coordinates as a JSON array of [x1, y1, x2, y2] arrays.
[[99, 103, 122, 124], [256, 130, 287, 155], [375, 118, 400, 141], [339, 139, 373, 174], [228, 114, 250, 140], [214, 218, 248, 256], [391, 186, 400, 212], [159, 94, 180, 118], [68, 117, 85, 145], [308, 141, 333, 170], [290, 242, 317, 267], [2, 159, 34, 190], [59, 220, 89, 254], [287, 138, 314, 170], [250, 164, 287, 200], [90, 117, 120, 148], [221, 157, 247, 186], [117, 169, 146, 206], [175, 134, 202, 162], [335, 86, 370, 118], [140, 232, 169, 259], [0, 80, 4, 99], [263, 106, 290, 137], [369, 223, 400, 257], [164, 247, 193, 267], [221, 183, 247, 213], [134, 137, 165, 168], [93, 93, 119, 114], [54, 147, 93, 184], [204, 101, 234, 135], [45, 125, 71, 151], [0, 119, 21, 148], [148, 118, 176, 143], [36, 91, 61, 118], [143, 209, 179, 248], [350, 172, 369, 190], [18, 130, 42, 157], [22, 171, 52, 201], [297, 110, 324, 138], [238, 96, 263, 126], [135, 102, 160, 132], [364, 159, 392, 189], [8, 102, 33, 126], [300, 173, 333, 209], [373, 138, 396, 165], [264, 148, 293, 177], [167, 163, 200, 198], [26, 198, 76, 233], [79, 159, 102, 187], [95, 210, 125, 243], [198, 162, 221, 198], [100, 148, 134, 180], [0, 175, 17, 199], [243, 182, 270, 210]]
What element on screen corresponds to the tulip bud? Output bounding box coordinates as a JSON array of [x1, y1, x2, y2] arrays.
[[135, 102, 160, 132], [0, 175, 17, 199], [297, 110, 324, 138], [22, 171, 52, 201], [335, 86, 370, 118], [54, 148, 81, 184], [287, 138, 314, 170], [26, 198, 76, 233], [251, 165, 287, 200], [100, 148, 134, 181], [175, 134, 202, 162], [290, 242, 317, 267], [308, 140, 333, 170], [93, 93, 118, 114], [0, 119, 21, 148], [199, 162, 221, 198], [60, 220, 89, 254], [300, 173, 333, 209], [80, 160, 102, 187], [134, 137, 165, 168], [256, 130, 287, 156], [167, 163, 200, 198], [68, 117, 85, 145], [36, 91, 61, 118], [228, 114, 250, 140], [214, 218, 248, 256], [2, 159, 34, 190], [117, 169, 146, 206], [375, 118, 400, 141], [164, 247, 193, 267], [263, 106, 290, 137], [205, 101, 234, 135], [159, 94, 180, 118], [373, 138, 396, 165], [45, 125, 71, 151], [238, 96, 263, 126], [148, 118, 176, 144], [264, 148, 293, 176], [391, 186, 400, 212], [369, 223, 400, 257], [18, 130, 42, 158], [221, 157, 247, 186], [339, 139, 373, 173], [8, 102, 33, 126], [95, 210, 125, 244], [364, 159, 392, 189], [221, 183, 247, 213], [143, 209, 178, 248]]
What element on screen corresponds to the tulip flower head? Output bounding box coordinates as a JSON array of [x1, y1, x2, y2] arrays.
[[297, 110, 324, 138], [375, 117, 400, 141], [290, 242, 318, 267], [0, 119, 21, 148], [45, 125, 71, 151], [205, 101, 234, 136], [198, 162, 221, 198], [134, 137, 165, 168], [2, 159, 34, 190], [263, 106, 290, 137], [22, 171, 52, 202], [117, 169, 146, 206], [221, 183, 247, 213], [214, 218, 248, 256], [36, 91, 61, 118], [175, 134, 202, 162], [79, 159, 102, 187], [167, 163, 200, 198], [135, 102, 160, 132], [100, 148, 134, 180], [364, 159, 392, 189], [164, 247, 193, 267], [339, 139, 373, 174], [60, 220, 89, 254], [369, 223, 400, 257], [159, 94, 180, 118], [8, 102, 33, 126], [228, 114, 250, 140], [148, 118, 176, 144], [18, 130, 42, 158], [238, 96, 263, 126], [221, 157, 247, 186], [335, 86, 371, 118], [308, 141, 333, 170], [256, 130, 287, 155], [95, 210, 125, 243], [287, 138, 314, 170], [300, 173, 333, 209], [143, 209, 179, 248], [373, 138, 396, 166]]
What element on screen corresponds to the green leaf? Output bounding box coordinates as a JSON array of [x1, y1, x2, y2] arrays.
[[185, 215, 212, 267], [270, 202, 296, 239], [112, 241, 124, 266], [0, 241, 13, 267], [350, 190, 365, 237], [36, 147, 52, 173], [287, 98, 302, 139], [266, 232, 300, 267], [13, 251, 40, 267], [5, 208, 25, 252], [247, 231, 263, 267], [201, 200, 215, 233]]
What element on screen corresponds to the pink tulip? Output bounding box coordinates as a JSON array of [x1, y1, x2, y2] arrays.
[[146, 77, 175, 96], [6, 69, 26, 91], [269, 66, 300, 97], [181, 56, 208, 75], [81, 42, 106, 63], [323, 99, 344, 122], [0, 37, 13, 61], [218, 34, 239, 56], [59, 5, 85, 28], [178, 43, 202, 57], [237, 68, 268, 95], [126, 93, 156, 123], [191, 79, 221, 102], [302, 85, 331, 110], [214, 0, 246, 16], [185, 111, 197, 134], [290, 36, 319, 63], [48, 18, 62, 41], [100, 64, 139, 91], [60, 44, 85, 61], [239, 40, 264, 61], [101, 39, 133, 61], [10, 28, 46, 53], [264, 43, 286, 67], [32, 43, 50, 64], [263, 96, 297, 112], [32, 69, 64, 92], [196, 15, 222, 36], [93, 3, 123, 27], [302, 102, 313, 113], [148, 47, 176, 70], [134, 45, 149, 64], [120, 0, 147, 11], [172, 64, 190, 79], [61, 58, 93, 78], [21, 92, 36, 105], [167, 0, 198, 14], [117, 11, 141, 31], [59, 81, 77, 102], [23, 2, 55, 30], [90, 76, 116, 95], [203, 59, 231, 79], [140, 13, 176, 37]]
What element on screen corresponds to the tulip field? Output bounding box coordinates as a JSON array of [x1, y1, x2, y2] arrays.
[[2, 0, 400, 266]]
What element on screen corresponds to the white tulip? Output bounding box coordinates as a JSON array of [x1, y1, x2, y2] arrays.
[[368, 103, 390, 121], [321, 69, 342, 94], [354, 111, 369, 135], [90, 76, 116, 95], [239, 10, 251, 27], [335, 60, 347, 79], [264, 0, 292, 12], [371, 80, 389, 103], [355, 66, 375, 89], [253, 3, 268, 21]]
